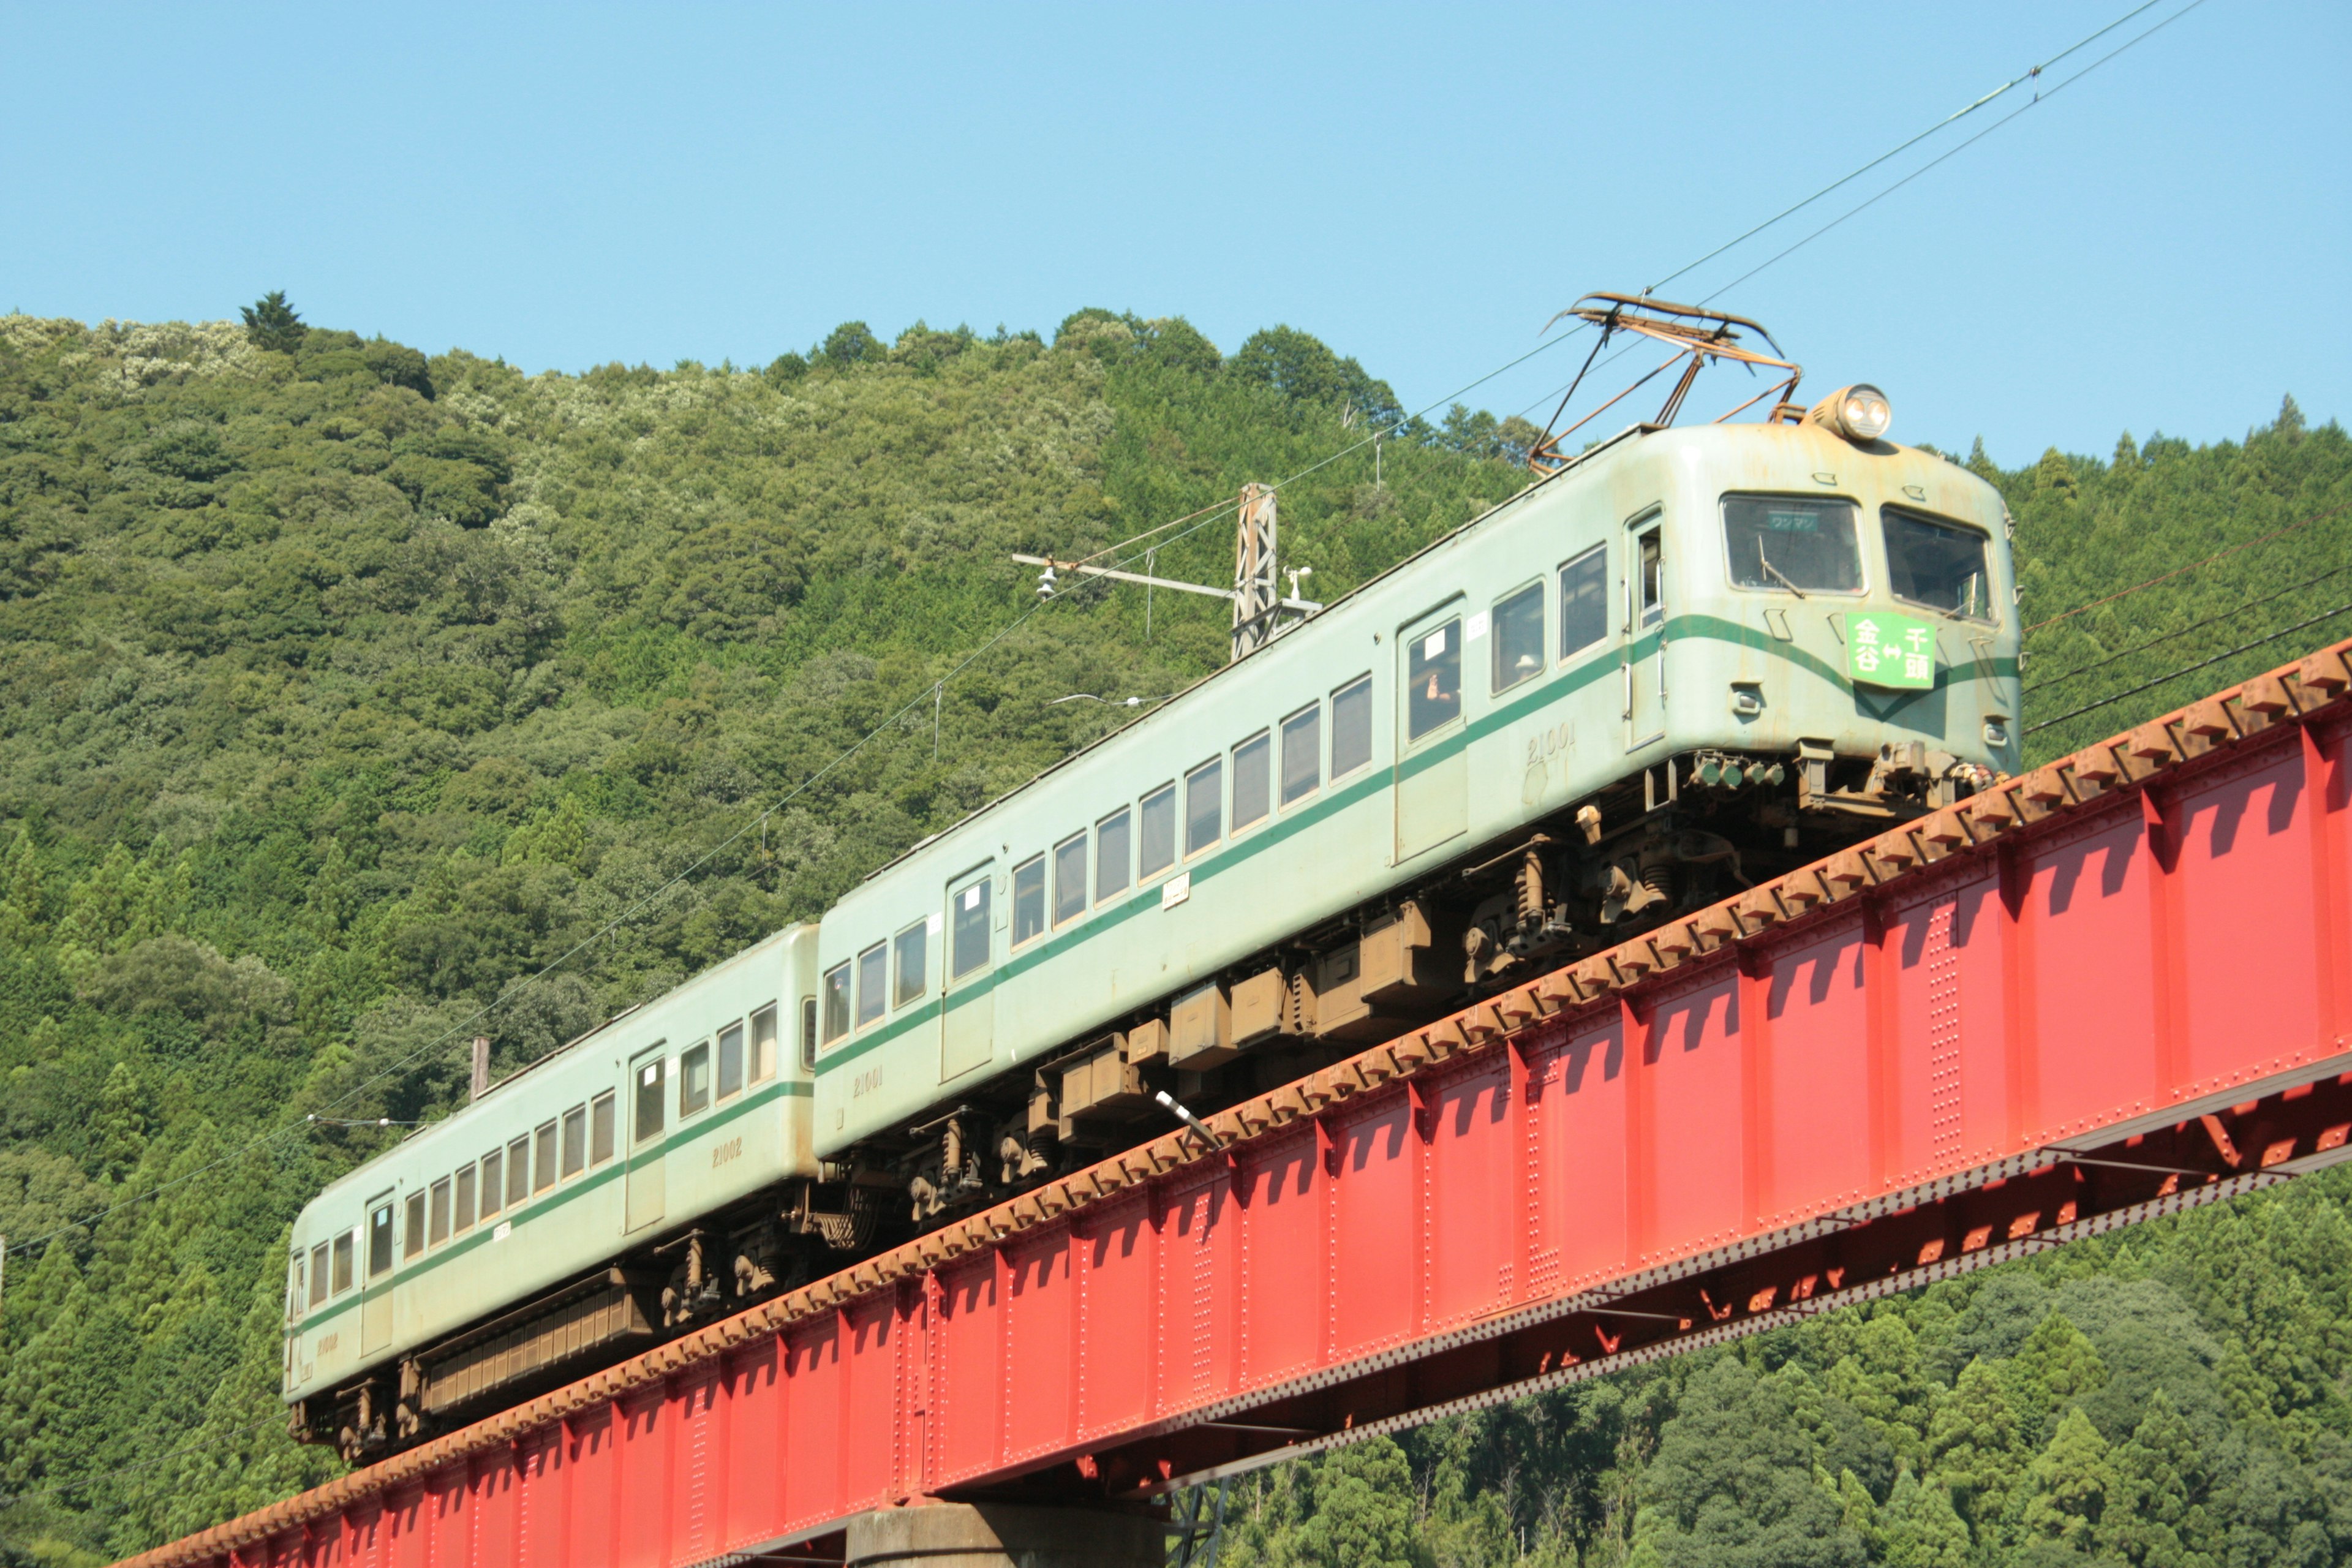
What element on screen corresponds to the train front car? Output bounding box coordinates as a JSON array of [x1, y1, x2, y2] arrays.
[[1550, 387, 2018, 951], [812, 300, 2016, 1229], [281, 925, 853, 1460]]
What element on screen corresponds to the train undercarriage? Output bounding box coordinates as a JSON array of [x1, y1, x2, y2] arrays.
[[289, 1179, 884, 1461], [862, 741, 1996, 1229]]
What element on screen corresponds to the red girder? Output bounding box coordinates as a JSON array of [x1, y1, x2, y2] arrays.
[[121, 641, 2352, 1568]]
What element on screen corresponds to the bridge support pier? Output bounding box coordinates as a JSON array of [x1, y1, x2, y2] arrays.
[[844, 1500, 1166, 1568]]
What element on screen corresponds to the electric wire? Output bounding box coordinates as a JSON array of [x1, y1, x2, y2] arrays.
[[2024, 562, 2351, 692], [0, 0, 2211, 1272], [2022, 601, 2352, 735], [2024, 499, 2352, 634]]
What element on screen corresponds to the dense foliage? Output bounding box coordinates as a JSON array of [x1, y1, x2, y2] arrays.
[[0, 299, 2344, 1564]]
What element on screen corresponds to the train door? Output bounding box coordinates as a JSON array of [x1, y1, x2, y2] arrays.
[[625, 1047, 666, 1233], [940, 865, 995, 1083], [1623, 510, 1666, 750], [1395, 601, 1467, 862]]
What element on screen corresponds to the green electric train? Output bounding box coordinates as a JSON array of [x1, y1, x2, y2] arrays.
[[285, 307, 2020, 1455]]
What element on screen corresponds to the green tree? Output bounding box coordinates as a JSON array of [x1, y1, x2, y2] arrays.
[[1877, 1472, 1971, 1568], [2020, 1408, 2114, 1548], [238, 290, 306, 353]]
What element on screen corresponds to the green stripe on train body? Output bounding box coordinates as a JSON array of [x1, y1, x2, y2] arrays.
[[811, 422, 2020, 1151]]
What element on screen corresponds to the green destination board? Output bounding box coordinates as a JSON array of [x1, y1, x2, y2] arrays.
[[1848, 609, 1936, 691]]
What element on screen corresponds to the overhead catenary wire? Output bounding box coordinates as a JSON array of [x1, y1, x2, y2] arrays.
[[2022, 601, 2352, 735], [2024, 562, 2351, 692], [2024, 499, 2352, 635], [0, 0, 2211, 1273]]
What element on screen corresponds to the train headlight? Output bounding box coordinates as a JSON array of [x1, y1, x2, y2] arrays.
[[1809, 383, 1891, 443]]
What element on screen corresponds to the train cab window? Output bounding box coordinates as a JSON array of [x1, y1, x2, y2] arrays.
[[1280, 704, 1320, 805], [454, 1165, 476, 1233], [1231, 732, 1270, 831], [1095, 809, 1131, 901], [821, 962, 850, 1044], [403, 1193, 426, 1260], [1492, 583, 1544, 693], [429, 1178, 451, 1246], [635, 1059, 665, 1144], [855, 943, 888, 1026], [563, 1102, 590, 1172], [717, 1021, 746, 1098], [479, 1150, 503, 1219], [894, 921, 927, 1006], [505, 1136, 530, 1207], [796, 999, 815, 1073], [679, 1045, 712, 1117], [590, 1092, 617, 1164], [951, 877, 991, 978], [1559, 546, 1607, 658], [1722, 495, 1860, 594], [1185, 756, 1222, 856], [1052, 834, 1087, 925], [1407, 619, 1463, 742], [309, 1242, 330, 1306], [1883, 507, 1994, 620], [1138, 785, 1177, 880], [1331, 675, 1373, 777], [533, 1121, 558, 1192], [1011, 856, 1046, 945]]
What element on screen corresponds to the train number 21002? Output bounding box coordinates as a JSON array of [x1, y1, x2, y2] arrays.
[[710, 1136, 742, 1169]]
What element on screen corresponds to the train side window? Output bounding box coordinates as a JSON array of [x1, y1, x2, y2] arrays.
[[429, 1178, 451, 1247], [1492, 582, 1545, 693], [1095, 809, 1131, 900], [1280, 704, 1320, 805], [951, 876, 991, 979], [1138, 785, 1176, 880], [1052, 834, 1087, 925], [1331, 675, 1373, 777], [562, 1103, 589, 1172], [717, 1020, 745, 1098], [453, 1165, 475, 1234], [893, 922, 927, 1006], [821, 962, 850, 1044], [287, 1254, 305, 1324], [1231, 731, 1270, 831], [533, 1121, 558, 1192], [1406, 619, 1462, 742], [855, 944, 888, 1026], [590, 1092, 616, 1164], [309, 1242, 330, 1306], [635, 1058, 665, 1144], [680, 1044, 712, 1116], [403, 1193, 426, 1260], [1185, 756, 1222, 856], [505, 1136, 530, 1207], [479, 1150, 503, 1218], [1559, 546, 1607, 658], [344, 1223, 366, 1290], [1012, 856, 1046, 946], [783, 1001, 805, 1077]]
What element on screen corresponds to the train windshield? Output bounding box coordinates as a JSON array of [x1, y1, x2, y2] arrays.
[[1722, 496, 1861, 594], [1883, 507, 1994, 621]]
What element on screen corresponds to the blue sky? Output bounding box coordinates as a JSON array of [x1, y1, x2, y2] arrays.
[[4, 1, 2344, 464]]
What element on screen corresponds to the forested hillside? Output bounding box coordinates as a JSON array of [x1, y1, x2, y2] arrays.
[[0, 301, 2345, 1566]]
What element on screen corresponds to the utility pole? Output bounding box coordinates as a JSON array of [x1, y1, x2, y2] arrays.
[[470, 1036, 491, 1101], [1231, 483, 1278, 663]]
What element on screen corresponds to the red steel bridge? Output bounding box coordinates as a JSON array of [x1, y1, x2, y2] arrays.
[[122, 640, 2352, 1568]]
